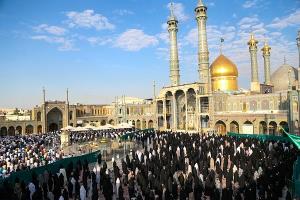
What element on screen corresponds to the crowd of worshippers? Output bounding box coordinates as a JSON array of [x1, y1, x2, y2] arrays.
[[117, 131, 298, 200], [0, 132, 62, 179], [0, 129, 136, 179], [1, 130, 298, 200]]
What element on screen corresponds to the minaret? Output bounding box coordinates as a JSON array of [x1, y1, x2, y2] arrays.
[[167, 3, 180, 86], [195, 0, 209, 86], [261, 39, 271, 85], [66, 88, 69, 104], [42, 87, 46, 103], [65, 89, 70, 126], [153, 80, 156, 99], [288, 69, 292, 90], [42, 87, 46, 133], [297, 30, 300, 90], [248, 33, 260, 92]]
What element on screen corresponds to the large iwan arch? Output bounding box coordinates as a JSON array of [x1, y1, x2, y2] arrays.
[[47, 107, 63, 132]]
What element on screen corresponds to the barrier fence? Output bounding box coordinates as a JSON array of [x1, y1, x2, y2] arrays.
[[227, 132, 290, 142]]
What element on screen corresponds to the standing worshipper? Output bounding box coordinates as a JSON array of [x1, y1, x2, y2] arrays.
[[97, 152, 102, 165], [28, 181, 36, 200], [102, 171, 113, 200], [80, 182, 86, 200], [91, 178, 98, 200], [116, 177, 121, 199]]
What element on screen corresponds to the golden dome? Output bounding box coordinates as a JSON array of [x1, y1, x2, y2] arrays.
[[210, 54, 239, 92], [210, 54, 238, 77]]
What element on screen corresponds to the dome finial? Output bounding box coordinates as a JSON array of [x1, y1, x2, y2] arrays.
[[170, 2, 175, 17], [263, 34, 268, 46], [198, 0, 204, 6], [220, 37, 224, 55], [168, 2, 177, 21]]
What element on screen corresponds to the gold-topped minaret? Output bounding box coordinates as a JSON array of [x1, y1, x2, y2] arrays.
[[167, 2, 180, 86], [261, 39, 271, 85], [195, 0, 210, 89], [248, 33, 260, 92]]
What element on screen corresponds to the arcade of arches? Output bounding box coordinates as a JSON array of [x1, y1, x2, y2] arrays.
[[214, 120, 289, 136], [157, 88, 198, 131], [130, 119, 154, 129]]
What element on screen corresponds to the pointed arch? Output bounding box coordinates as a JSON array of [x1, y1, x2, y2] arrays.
[[230, 121, 239, 133]]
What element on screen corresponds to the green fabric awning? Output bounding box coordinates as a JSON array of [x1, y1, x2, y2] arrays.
[[280, 126, 300, 150], [286, 133, 300, 150]]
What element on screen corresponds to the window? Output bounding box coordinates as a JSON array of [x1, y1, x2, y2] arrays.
[[37, 112, 41, 121]]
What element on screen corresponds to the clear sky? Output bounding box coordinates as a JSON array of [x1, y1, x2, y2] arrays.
[[0, 0, 299, 109]]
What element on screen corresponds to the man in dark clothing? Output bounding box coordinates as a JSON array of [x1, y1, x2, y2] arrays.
[[97, 152, 102, 165]]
